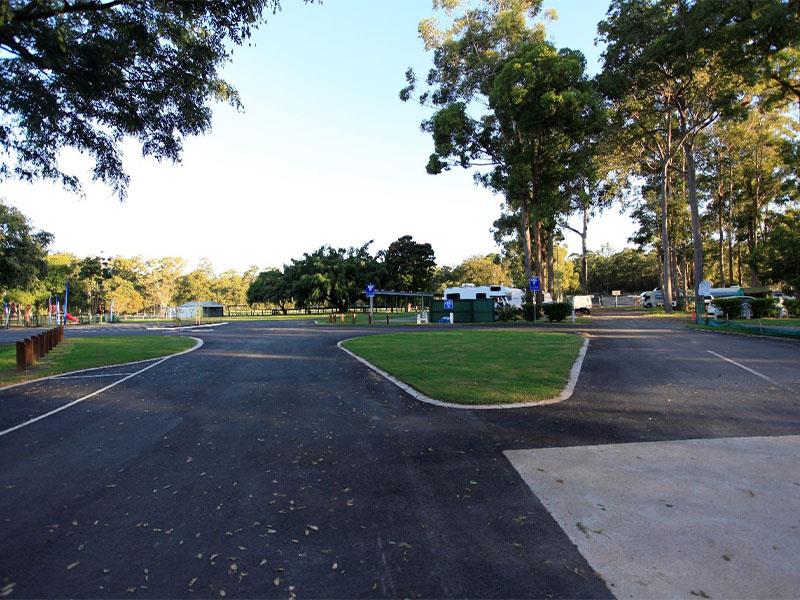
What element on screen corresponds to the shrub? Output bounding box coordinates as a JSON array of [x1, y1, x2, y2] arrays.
[[748, 297, 778, 319], [542, 302, 572, 322], [496, 304, 521, 322], [522, 302, 541, 321], [711, 297, 745, 319], [785, 298, 800, 317]]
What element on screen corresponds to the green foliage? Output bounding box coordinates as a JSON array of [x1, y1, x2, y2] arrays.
[[381, 235, 436, 291], [283, 243, 383, 312], [542, 302, 571, 322], [785, 298, 800, 318], [495, 304, 521, 322], [749, 297, 779, 319], [0, 0, 295, 198], [759, 210, 800, 294], [583, 247, 660, 293], [451, 254, 511, 287], [521, 302, 541, 321], [0, 200, 52, 293], [712, 297, 746, 320], [247, 269, 291, 312]]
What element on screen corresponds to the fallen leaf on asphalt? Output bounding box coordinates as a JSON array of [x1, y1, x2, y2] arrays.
[[66, 561, 80, 570], [188, 578, 197, 587], [273, 577, 281, 586], [259, 559, 267, 566], [332, 563, 338, 570], [306, 524, 319, 531], [0, 583, 16, 598]]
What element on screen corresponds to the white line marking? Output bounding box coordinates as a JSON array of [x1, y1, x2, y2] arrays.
[[337, 334, 589, 410], [0, 337, 203, 438], [146, 322, 227, 331], [53, 373, 136, 379], [707, 350, 795, 392]]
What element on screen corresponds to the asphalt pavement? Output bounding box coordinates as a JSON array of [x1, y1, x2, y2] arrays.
[[0, 316, 798, 598]]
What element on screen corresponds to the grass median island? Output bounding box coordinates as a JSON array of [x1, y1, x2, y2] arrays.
[[343, 330, 584, 405], [0, 335, 196, 387]]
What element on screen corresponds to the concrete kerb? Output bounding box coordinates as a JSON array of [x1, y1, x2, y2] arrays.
[[0, 336, 204, 393], [336, 334, 590, 410]]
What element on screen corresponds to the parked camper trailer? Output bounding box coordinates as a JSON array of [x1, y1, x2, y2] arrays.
[[444, 284, 525, 308]]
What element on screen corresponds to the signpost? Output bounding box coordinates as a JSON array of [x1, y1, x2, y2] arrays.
[[443, 299, 454, 323], [612, 290, 621, 307], [529, 277, 540, 324], [366, 283, 376, 325]]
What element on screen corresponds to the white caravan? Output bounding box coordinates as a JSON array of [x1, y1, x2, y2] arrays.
[[444, 284, 525, 308]]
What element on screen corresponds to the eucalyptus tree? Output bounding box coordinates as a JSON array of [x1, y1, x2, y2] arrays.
[[402, 1, 602, 295], [400, 0, 545, 286], [488, 40, 604, 296], [0, 0, 302, 199], [599, 0, 748, 318]]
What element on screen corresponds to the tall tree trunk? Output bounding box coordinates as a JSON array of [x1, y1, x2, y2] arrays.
[[519, 193, 533, 299], [717, 184, 725, 286], [682, 137, 704, 320], [546, 232, 555, 296], [682, 253, 689, 310], [659, 160, 674, 313], [727, 173, 734, 285], [533, 219, 544, 304], [581, 205, 589, 294]]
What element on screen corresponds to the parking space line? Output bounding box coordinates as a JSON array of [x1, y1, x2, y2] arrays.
[[0, 337, 203, 438], [707, 350, 795, 392]]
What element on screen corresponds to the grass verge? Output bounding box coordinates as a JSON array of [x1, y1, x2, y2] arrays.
[[342, 330, 583, 405], [0, 335, 196, 387], [688, 321, 800, 340]]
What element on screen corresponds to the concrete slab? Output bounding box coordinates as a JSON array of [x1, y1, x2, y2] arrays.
[[506, 436, 800, 599]]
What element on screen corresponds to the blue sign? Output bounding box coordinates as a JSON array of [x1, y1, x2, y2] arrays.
[[443, 299, 454, 310], [365, 283, 376, 298], [529, 276, 540, 293]]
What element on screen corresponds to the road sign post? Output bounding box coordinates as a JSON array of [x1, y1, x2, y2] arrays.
[[529, 277, 540, 324], [366, 283, 376, 325]]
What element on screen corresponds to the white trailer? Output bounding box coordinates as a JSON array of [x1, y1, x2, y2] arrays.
[[444, 284, 525, 308]]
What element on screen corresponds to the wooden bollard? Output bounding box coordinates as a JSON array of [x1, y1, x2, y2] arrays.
[[24, 338, 34, 366], [386, 313, 390, 325], [352, 313, 356, 324], [340, 314, 345, 323], [45, 329, 52, 352], [16, 341, 26, 371], [58, 325, 64, 343], [37, 333, 46, 359]]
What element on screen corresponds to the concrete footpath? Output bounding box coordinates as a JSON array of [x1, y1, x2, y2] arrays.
[[507, 435, 800, 599]]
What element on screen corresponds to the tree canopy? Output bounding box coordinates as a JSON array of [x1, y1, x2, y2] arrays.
[[0, 0, 294, 198], [0, 200, 52, 295]]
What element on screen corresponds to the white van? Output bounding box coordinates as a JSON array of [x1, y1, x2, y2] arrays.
[[571, 295, 592, 315], [444, 284, 525, 308]]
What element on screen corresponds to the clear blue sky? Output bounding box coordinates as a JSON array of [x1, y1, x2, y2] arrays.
[[3, 0, 630, 273]]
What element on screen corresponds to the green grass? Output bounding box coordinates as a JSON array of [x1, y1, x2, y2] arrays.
[[0, 335, 196, 386], [688, 321, 800, 340], [343, 330, 583, 405]]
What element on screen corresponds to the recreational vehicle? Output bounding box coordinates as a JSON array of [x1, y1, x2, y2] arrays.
[[444, 284, 525, 308]]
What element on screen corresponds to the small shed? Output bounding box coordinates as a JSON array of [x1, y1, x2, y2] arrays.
[[177, 301, 224, 319]]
